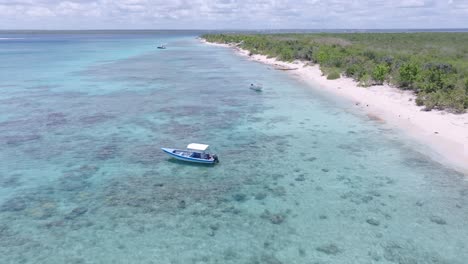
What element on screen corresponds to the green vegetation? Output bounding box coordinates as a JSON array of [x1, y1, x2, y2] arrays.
[[324, 68, 341, 80], [202, 33, 468, 113]]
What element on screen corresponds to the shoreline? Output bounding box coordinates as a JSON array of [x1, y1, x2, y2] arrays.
[[201, 39, 468, 174]]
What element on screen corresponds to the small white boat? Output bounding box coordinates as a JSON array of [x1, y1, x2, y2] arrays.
[[161, 143, 219, 164], [249, 83, 263, 91], [157, 44, 166, 49]]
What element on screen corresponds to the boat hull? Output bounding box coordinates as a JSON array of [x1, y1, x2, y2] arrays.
[[161, 148, 216, 164], [249, 85, 263, 91]]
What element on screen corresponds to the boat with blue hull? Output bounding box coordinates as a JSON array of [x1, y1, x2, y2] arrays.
[[161, 143, 219, 164]]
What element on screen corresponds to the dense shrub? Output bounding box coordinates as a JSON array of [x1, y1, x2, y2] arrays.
[[359, 73, 373, 87], [344, 64, 359, 77], [415, 96, 425, 106], [398, 62, 420, 89], [278, 47, 294, 61], [327, 70, 341, 80], [417, 65, 456, 94], [372, 64, 390, 85]]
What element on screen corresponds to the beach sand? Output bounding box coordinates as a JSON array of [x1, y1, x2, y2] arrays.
[[202, 39, 468, 174]]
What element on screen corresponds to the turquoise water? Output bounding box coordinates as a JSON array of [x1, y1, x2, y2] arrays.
[[0, 32, 467, 264]]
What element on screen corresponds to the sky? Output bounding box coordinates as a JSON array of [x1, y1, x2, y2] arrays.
[[0, 0, 467, 29]]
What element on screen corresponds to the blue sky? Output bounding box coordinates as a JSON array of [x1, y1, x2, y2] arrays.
[[0, 0, 467, 29]]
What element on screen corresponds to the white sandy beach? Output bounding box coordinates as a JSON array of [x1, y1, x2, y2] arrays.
[[202, 39, 468, 173]]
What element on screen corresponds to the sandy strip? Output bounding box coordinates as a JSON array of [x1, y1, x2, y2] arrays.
[[201, 39, 468, 174]]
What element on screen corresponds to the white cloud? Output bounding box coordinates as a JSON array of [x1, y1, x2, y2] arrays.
[[396, 0, 429, 8], [25, 6, 54, 16], [0, 0, 466, 29], [55, 1, 100, 16]]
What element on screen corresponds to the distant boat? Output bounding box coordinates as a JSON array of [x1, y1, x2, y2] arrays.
[[161, 143, 219, 164], [249, 83, 263, 91], [157, 44, 166, 49]]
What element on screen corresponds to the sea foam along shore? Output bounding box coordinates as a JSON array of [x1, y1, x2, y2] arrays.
[[201, 38, 468, 174]]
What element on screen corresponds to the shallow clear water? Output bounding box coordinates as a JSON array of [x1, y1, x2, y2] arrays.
[[0, 32, 467, 264]]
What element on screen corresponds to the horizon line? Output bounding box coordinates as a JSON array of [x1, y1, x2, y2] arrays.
[[1, 28, 468, 31]]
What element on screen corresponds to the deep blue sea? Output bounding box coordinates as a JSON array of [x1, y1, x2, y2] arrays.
[[0, 31, 467, 264]]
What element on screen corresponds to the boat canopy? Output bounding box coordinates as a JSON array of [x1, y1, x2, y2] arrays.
[[187, 143, 209, 151]]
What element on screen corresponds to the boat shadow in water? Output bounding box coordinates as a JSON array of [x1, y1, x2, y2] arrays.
[[166, 158, 217, 167]]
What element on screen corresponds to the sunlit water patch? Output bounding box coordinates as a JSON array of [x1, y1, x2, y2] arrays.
[[0, 32, 467, 264]]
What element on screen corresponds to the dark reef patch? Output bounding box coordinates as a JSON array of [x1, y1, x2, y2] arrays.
[[255, 192, 267, 200], [366, 218, 380, 226], [2, 134, 42, 146], [380, 241, 456, 264], [232, 193, 247, 202], [62, 165, 99, 180], [265, 186, 286, 197], [0, 174, 22, 188], [57, 165, 98, 193], [79, 114, 115, 126], [58, 178, 90, 192], [1, 197, 27, 212], [429, 215, 447, 225], [261, 210, 287, 225], [96, 145, 119, 160], [316, 243, 342, 255], [65, 207, 88, 220], [164, 122, 202, 139], [102, 173, 239, 215], [126, 144, 165, 164], [46, 112, 67, 127], [159, 105, 216, 117]]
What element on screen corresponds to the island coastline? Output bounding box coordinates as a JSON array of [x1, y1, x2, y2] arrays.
[[201, 39, 468, 174]]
